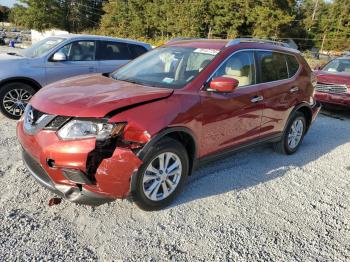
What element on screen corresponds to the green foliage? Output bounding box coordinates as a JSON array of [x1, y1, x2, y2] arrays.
[[9, 0, 105, 32], [0, 5, 10, 22], [8, 4, 27, 25], [7, 0, 350, 51]]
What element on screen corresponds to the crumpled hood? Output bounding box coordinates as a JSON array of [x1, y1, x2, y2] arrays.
[[315, 70, 350, 86], [30, 74, 174, 118]]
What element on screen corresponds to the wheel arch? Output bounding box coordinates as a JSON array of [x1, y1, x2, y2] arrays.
[[289, 102, 313, 133], [137, 126, 198, 175], [0, 77, 42, 92]]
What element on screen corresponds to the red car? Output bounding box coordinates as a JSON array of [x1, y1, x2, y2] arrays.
[[314, 57, 350, 107], [17, 38, 320, 210]]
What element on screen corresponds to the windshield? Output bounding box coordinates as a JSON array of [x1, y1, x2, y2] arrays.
[[112, 46, 219, 88], [323, 58, 350, 74], [23, 37, 65, 58]]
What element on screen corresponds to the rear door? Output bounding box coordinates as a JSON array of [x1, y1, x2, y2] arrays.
[[96, 41, 134, 73], [45, 40, 99, 84], [256, 51, 301, 137], [200, 50, 263, 156]]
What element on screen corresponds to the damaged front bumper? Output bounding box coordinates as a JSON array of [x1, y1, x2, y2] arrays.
[[23, 149, 114, 205], [17, 121, 143, 206]]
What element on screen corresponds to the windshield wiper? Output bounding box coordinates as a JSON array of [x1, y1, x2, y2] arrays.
[[112, 76, 160, 88]]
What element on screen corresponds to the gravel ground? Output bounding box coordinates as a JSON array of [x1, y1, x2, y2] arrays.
[[1, 46, 350, 260], [0, 110, 350, 261]]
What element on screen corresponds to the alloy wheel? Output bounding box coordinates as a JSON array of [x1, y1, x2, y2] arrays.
[[287, 119, 304, 149], [142, 152, 182, 201], [2, 89, 32, 117]]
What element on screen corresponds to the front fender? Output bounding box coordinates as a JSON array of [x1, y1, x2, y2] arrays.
[[107, 92, 201, 148]]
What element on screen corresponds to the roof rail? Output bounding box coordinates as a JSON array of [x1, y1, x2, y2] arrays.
[[226, 38, 290, 48], [166, 37, 208, 43]]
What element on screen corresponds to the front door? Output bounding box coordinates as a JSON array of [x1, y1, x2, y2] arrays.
[[200, 51, 263, 157], [45, 40, 99, 85]]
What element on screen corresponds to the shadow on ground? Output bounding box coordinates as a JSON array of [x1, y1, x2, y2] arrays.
[[320, 104, 350, 120]]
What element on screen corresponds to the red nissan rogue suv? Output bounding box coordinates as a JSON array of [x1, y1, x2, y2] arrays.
[[17, 38, 321, 210]]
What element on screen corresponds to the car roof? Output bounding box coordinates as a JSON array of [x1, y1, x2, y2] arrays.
[[165, 39, 229, 50], [164, 38, 299, 53], [52, 34, 151, 48]]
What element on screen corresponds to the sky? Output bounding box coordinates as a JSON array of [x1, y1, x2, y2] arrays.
[[1, 0, 18, 7]]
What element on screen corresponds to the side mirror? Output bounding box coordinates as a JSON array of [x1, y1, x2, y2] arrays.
[[52, 51, 67, 62], [208, 76, 239, 93]]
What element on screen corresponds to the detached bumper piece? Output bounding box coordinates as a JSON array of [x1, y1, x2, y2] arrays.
[[22, 150, 113, 206]]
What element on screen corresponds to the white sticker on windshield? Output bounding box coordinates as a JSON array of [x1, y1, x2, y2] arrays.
[[194, 48, 219, 55], [162, 77, 174, 84]]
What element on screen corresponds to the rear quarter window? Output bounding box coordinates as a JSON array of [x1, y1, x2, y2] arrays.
[[286, 55, 300, 77]]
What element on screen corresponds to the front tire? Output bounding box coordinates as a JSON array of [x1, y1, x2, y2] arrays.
[[0, 82, 35, 120], [133, 138, 189, 211], [274, 111, 306, 155]]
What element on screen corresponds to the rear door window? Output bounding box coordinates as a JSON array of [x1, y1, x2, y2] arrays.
[[257, 51, 288, 83], [128, 44, 148, 59], [96, 41, 132, 60]]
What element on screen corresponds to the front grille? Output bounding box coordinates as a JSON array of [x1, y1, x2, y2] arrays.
[[315, 83, 349, 94], [22, 149, 54, 188], [23, 105, 56, 135], [31, 107, 45, 122]]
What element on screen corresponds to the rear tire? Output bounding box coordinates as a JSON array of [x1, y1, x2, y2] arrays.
[[133, 138, 189, 211], [0, 82, 36, 120], [274, 111, 306, 155]]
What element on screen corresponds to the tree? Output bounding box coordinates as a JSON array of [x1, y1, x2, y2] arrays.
[[249, 6, 294, 38], [0, 5, 10, 22], [6, 0, 350, 51], [9, 0, 105, 32], [300, 0, 350, 50], [9, 4, 27, 26]]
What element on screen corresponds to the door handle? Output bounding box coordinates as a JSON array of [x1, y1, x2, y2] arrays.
[[251, 95, 264, 103], [289, 87, 299, 93]]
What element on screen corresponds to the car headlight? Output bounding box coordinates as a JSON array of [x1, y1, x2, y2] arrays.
[[57, 119, 126, 140]]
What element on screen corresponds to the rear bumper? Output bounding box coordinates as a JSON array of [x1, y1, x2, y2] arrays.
[[315, 91, 350, 107]]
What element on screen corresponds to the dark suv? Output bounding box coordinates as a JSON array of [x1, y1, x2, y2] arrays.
[[17, 38, 321, 210]]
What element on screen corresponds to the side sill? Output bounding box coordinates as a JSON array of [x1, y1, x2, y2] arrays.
[[194, 133, 282, 170]]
